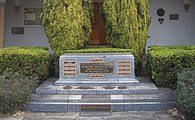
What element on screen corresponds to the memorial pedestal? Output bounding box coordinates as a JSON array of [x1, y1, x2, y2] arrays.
[[55, 53, 139, 86]]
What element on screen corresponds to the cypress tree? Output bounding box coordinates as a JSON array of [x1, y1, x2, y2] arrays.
[[102, 0, 150, 55], [42, 0, 150, 56], [41, 0, 93, 54]]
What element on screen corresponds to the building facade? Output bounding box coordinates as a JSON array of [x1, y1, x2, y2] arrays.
[[0, 0, 195, 53]]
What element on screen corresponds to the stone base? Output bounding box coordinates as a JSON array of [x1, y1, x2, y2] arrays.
[[58, 53, 138, 85], [55, 78, 139, 86], [36, 78, 158, 95]]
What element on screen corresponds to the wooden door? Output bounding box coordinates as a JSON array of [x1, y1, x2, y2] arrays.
[[89, 2, 107, 45]]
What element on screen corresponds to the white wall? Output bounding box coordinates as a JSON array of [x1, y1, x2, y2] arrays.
[[4, 0, 195, 52], [147, 0, 195, 48], [4, 0, 51, 52]]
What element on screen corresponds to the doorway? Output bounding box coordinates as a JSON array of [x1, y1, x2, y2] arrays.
[[88, 2, 107, 45]]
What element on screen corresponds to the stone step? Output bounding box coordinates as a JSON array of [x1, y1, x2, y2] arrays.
[[25, 101, 176, 112], [35, 77, 158, 95], [55, 79, 139, 86], [31, 88, 176, 103], [29, 95, 175, 103], [25, 76, 176, 112], [35, 84, 158, 95], [38, 77, 153, 87], [26, 88, 176, 112]]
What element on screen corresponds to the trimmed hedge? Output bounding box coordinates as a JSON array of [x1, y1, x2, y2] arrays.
[[177, 69, 195, 119], [53, 47, 141, 76], [0, 72, 37, 114], [147, 45, 195, 89], [0, 47, 49, 80], [148, 45, 195, 51]]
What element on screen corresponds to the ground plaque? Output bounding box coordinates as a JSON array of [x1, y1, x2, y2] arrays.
[[55, 53, 139, 85]]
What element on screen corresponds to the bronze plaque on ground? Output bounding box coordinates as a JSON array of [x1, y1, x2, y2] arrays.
[[80, 62, 114, 73]]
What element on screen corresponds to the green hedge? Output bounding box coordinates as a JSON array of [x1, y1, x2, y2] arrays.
[[147, 45, 195, 89], [0, 47, 49, 80], [177, 69, 195, 120], [53, 47, 141, 76], [0, 72, 37, 114], [148, 45, 195, 51]]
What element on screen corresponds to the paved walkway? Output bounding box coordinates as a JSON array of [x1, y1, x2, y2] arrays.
[[0, 111, 180, 120]]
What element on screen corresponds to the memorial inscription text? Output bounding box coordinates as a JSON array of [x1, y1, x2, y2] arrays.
[[80, 62, 114, 73]]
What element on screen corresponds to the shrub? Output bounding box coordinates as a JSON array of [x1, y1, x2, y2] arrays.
[[147, 45, 195, 89], [0, 72, 37, 114], [102, 0, 150, 55], [177, 69, 195, 120], [41, 0, 93, 54], [0, 46, 49, 80], [148, 45, 195, 52], [53, 47, 141, 76]]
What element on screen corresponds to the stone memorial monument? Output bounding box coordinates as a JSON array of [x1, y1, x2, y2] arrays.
[[55, 53, 139, 86], [26, 53, 175, 112]]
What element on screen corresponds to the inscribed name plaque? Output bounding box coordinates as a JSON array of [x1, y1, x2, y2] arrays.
[[80, 62, 114, 73], [56, 53, 139, 85], [63, 61, 76, 76]]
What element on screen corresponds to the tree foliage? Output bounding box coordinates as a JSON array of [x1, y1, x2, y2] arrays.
[[42, 0, 149, 55], [42, 0, 93, 54], [0, 72, 37, 114], [177, 69, 195, 119], [102, 0, 150, 54]]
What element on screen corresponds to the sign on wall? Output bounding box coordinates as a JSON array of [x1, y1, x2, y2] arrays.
[[24, 8, 42, 26], [12, 27, 24, 34], [170, 14, 179, 20], [0, 0, 6, 4]]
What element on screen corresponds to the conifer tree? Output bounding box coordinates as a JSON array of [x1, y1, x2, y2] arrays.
[[102, 0, 150, 55], [42, 0, 93, 54]]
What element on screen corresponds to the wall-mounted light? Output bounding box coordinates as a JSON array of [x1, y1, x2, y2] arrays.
[[14, 0, 21, 14], [183, 0, 190, 12]]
